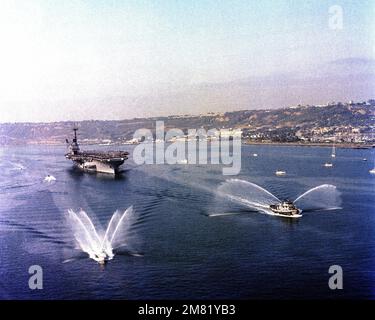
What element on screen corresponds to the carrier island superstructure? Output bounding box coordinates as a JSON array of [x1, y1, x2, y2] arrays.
[[65, 128, 129, 174]]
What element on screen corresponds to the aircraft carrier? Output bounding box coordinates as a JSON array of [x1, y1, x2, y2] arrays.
[[65, 128, 129, 174]]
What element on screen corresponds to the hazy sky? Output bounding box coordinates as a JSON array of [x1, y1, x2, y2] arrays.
[[0, 0, 374, 122]]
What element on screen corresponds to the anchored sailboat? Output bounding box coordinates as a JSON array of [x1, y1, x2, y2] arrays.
[[324, 141, 336, 167], [370, 156, 375, 174], [331, 143, 336, 158]]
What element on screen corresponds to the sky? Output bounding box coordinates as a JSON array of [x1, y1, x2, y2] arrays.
[[0, 0, 374, 122]]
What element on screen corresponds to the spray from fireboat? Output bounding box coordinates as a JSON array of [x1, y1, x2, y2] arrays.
[[211, 179, 342, 218]]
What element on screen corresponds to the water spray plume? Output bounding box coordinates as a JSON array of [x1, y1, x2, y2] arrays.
[[215, 179, 341, 218], [217, 179, 280, 210], [294, 184, 342, 211], [67, 206, 135, 263]]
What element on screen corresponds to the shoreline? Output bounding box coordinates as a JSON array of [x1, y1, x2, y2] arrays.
[[1, 141, 374, 149], [242, 141, 375, 149]]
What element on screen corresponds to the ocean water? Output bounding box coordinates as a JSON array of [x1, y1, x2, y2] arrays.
[[0, 144, 374, 299]]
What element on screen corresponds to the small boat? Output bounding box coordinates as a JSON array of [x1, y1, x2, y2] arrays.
[[269, 201, 302, 218], [13, 163, 25, 171], [275, 170, 286, 176], [44, 175, 56, 182], [324, 163, 333, 167], [363, 158, 367, 161], [252, 153, 258, 157], [177, 159, 188, 164]]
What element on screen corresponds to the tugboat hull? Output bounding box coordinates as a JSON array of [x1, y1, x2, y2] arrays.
[[269, 201, 302, 218], [268, 209, 302, 218]]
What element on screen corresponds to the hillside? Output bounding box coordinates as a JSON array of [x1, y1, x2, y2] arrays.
[[0, 101, 373, 146]]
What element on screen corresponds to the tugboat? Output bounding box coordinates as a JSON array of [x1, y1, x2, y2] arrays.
[[65, 128, 129, 174], [269, 200, 302, 218], [93, 252, 108, 265]]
